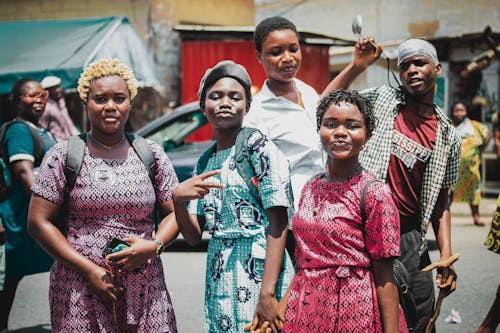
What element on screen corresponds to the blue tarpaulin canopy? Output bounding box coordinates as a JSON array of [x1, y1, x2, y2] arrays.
[[0, 16, 163, 95]]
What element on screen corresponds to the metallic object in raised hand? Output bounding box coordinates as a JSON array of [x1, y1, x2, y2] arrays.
[[351, 14, 364, 38], [351, 14, 388, 59]]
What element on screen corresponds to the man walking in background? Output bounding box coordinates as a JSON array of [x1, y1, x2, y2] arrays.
[[39, 75, 79, 141]]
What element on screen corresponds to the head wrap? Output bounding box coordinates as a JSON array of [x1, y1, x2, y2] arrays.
[[198, 60, 252, 109], [398, 38, 438, 66]]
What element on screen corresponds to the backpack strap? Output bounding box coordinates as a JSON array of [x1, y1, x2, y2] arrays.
[[65, 133, 156, 191], [0, 120, 46, 201], [195, 141, 217, 176], [57, 133, 87, 236], [19, 120, 45, 166], [125, 132, 155, 184], [0, 122, 12, 200], [0, 120, 45, 166], [234, 127, 262, 206], [65, 134, 87, 192], [63, 133, 160, 231], [0, 122, 11, 165], [195, 127, 262, 206], [125, 132, 160, 231], [29, 125, 45, 165]]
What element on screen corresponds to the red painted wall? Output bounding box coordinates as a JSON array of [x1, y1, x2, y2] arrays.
[[181, 40, 330, 103], [181, 40, 330, 141]]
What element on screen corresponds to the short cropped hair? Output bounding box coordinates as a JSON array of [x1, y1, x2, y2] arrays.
[[77, 59, 137, 103], [253, 16, 299, 53], [10, 78, 39, 105], [449, 101, 469, 114], [316, 89, 376, 139]]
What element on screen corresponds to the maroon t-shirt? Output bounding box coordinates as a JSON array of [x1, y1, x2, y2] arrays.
[[387, 106, 437, 228]]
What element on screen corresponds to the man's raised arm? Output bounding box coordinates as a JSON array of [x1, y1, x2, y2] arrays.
[[321, 38, 383, 98]]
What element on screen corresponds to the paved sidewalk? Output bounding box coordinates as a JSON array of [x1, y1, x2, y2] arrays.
[[450, 195, 498, 226]]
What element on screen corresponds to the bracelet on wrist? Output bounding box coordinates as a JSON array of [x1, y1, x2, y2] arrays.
[[151, 238, 165, 256]]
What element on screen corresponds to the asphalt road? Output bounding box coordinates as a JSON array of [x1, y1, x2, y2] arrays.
[[5, 199, 500, 332]]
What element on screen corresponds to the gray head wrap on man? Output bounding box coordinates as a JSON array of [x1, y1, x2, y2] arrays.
[[398, 38, 439, 66], [198, 60, 252, 109]]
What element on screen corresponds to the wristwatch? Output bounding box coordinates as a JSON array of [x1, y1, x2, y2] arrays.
[[152, 238, 165, 256]]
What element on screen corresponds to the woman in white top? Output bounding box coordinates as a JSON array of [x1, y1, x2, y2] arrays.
[[244, 17, 325, 209], [243, 17, 326, 265]]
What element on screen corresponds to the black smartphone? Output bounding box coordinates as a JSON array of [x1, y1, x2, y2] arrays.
[[102, 236, 131, 258]]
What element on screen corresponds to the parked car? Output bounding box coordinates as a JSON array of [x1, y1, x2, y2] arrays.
[[135, 101, 213, 181]]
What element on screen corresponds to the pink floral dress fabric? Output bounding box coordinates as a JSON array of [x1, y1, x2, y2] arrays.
[[32, 140, 178, 333], [283, 171, 408, 333]]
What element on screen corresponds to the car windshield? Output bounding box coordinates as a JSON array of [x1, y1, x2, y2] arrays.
[[146, 111, 211, 152]]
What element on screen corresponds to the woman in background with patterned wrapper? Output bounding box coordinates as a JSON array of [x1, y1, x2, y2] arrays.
[[28, 59, 179, 332], [450, 101, 491, 226]]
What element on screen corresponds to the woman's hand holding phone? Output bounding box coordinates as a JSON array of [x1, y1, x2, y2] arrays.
[[105, 237, 157, 272]]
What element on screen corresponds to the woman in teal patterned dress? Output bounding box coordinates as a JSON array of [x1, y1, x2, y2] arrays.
[[172, 61, 294, 333]]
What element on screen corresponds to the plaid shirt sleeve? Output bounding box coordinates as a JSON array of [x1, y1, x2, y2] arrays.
[[359, 85, 401, 180], [442, 125, 461, 189], [360, 86, 381, 103]]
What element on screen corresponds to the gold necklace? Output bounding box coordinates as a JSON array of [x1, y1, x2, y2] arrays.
[[89, 132, 126, 150]]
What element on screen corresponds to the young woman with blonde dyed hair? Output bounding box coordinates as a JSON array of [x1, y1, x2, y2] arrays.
[[28, 59, 179, 332]]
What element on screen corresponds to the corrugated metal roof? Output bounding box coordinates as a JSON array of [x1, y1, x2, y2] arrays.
[[174, 24, 355, 46], [0, 16, 163, 95]]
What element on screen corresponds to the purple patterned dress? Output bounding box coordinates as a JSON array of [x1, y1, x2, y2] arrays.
[[282, 171, 408, 333], [32, 140, 178, 333]]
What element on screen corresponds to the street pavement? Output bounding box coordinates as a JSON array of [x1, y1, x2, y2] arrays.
[[6, 197, 500, 332], [430, 196, 500, 333]]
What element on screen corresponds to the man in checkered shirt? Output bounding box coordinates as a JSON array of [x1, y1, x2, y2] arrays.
[[324, 38, 461, 332]]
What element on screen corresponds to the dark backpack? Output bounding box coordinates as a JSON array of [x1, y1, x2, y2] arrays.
[[0, 120, 45, 201], [195, 127, 294, 219], [195, 127, 263, 206], [59, 132, 158, 234]]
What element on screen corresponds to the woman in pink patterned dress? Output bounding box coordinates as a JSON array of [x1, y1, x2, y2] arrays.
[[27, 59, 178, 332], [273, 89, 407, 332]]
